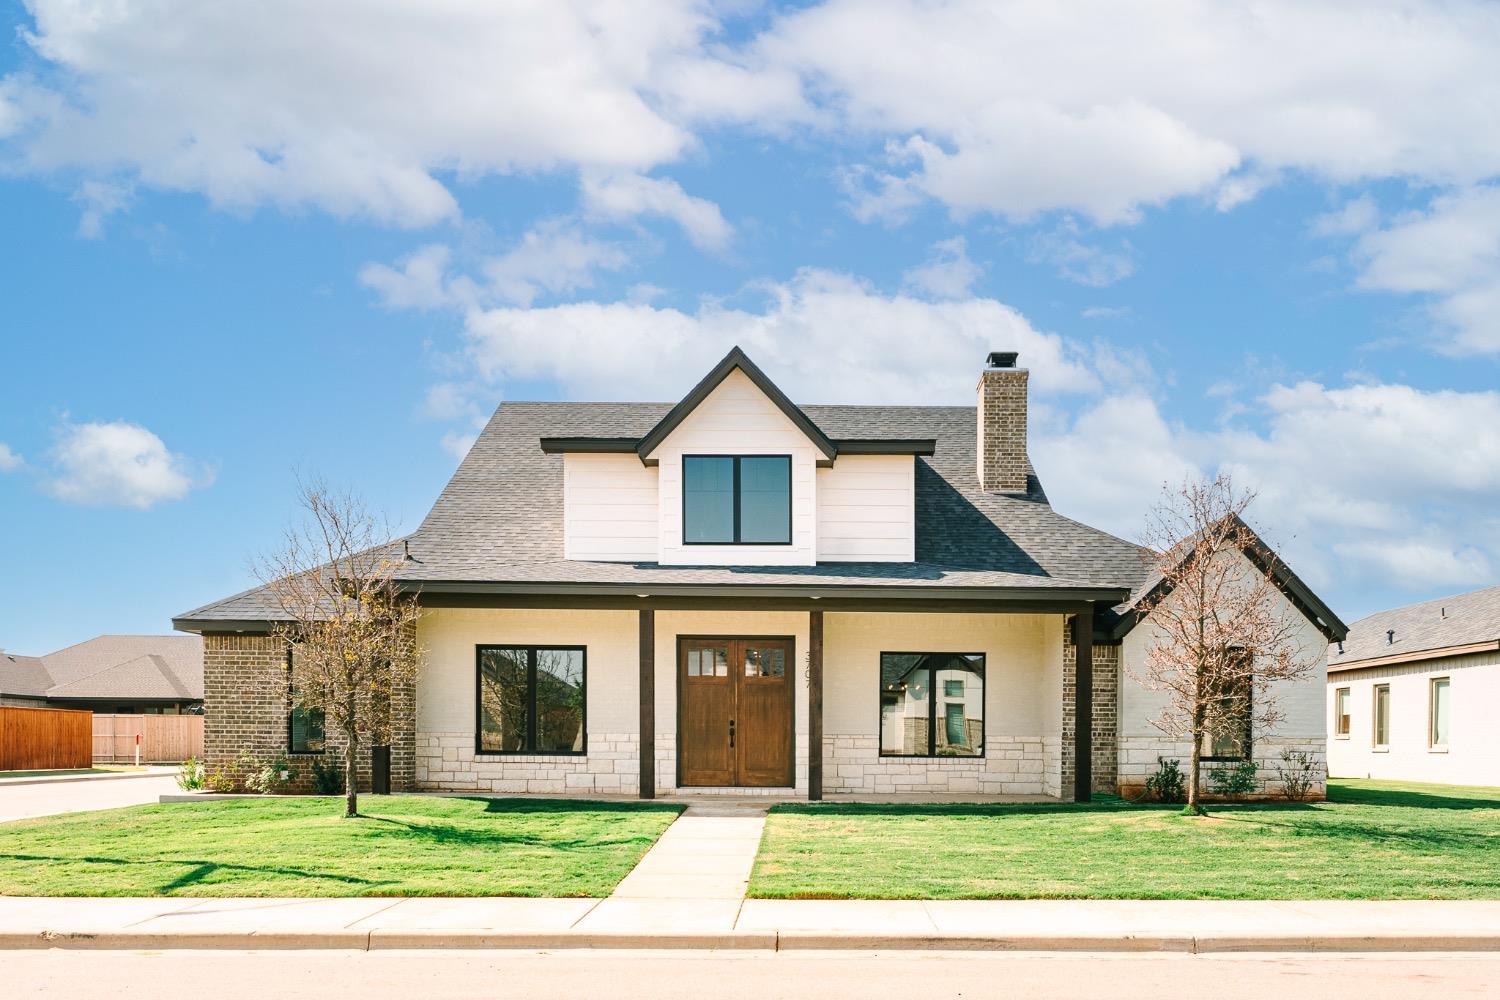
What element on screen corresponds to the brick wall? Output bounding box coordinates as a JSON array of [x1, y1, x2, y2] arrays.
[[1060, 631, 1120, 799], [976, 366, 1029, 492], [202, 632, 415, 793]]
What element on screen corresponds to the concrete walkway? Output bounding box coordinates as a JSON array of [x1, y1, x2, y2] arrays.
[[0, 768, 181, 823], [2, 897, 1499, 952]]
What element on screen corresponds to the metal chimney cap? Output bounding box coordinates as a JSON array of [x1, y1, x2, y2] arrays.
[[986, 351, 1020, 368]]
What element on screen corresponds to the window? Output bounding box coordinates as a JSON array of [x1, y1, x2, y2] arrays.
[[1334, 687, 1351, 738], [286, 648, 325, 754], [477, 646, 585, 754], [682, 455, 791, 544], [1201, 649, 1253, 761], [879, 652, 984, 757], [1373, 684, 1391, 748], [1430, 678, 1450, 748]]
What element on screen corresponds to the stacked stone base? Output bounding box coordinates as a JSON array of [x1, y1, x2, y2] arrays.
[[1117, 735, 1327, 801], [822, 734, 1048, 795], [417, 732, 642, 795]]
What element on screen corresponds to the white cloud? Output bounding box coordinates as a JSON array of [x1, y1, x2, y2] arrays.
[[581, 173, 733, 251], [749, 0, 1500, 222], [1349, 186, 1500, 354], [46, 420, 210, 509], [7, 1, 720, 226], [1028, 220, 1135, 287], [901, 237, 981, 299], [0, 443, 23, 471], [71, 179, 132, 238], [359, 245, 457, 311], [1313, 195, 1379, 238]]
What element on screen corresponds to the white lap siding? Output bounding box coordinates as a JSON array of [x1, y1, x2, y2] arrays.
[[1326, 651, 1499, 786]]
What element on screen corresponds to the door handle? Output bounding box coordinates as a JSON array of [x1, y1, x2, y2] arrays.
[[728, 719, 735, 748]]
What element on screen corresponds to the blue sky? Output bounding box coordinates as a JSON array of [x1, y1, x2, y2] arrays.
[[3, 1, 1500, 653]]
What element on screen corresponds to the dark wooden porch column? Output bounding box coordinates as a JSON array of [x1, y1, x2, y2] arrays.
[[1072, 604, 1094, 803], [808, 609, 824, 801], [639, 608, 655, 800]]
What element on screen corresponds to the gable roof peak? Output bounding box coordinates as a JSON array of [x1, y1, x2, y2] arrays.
[[636, 345, 837, 460]]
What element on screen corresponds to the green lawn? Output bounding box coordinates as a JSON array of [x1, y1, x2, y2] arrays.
[[0, 796, 682, 897], [750, 779, 1500, 900]]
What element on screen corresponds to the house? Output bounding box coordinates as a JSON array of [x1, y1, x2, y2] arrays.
[[1327, 584, 1500, 786], [0, 635, 203, 714], [173, 348, 1344, 799]]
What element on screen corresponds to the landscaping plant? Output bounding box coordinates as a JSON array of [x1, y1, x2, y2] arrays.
[[175, 757, 206, 791], [1142, 757, 1186, 803], [1130, 475, 1321, 814], [203, 766, 237, 793], [1207, 759, 1259, 799], [1274, 748, 1321, 801], [311, 756, 345, 795], [238, 751, 300, 794]]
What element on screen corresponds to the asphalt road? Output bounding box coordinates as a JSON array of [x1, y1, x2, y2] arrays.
[[0, 771, 178, 823], [7, 949, 1499, 999]]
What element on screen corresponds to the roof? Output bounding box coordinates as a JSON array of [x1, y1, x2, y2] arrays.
[[1330, 583, 1500, 671], [1107, 514, 1349, 643], [0, 635, 203, 702]]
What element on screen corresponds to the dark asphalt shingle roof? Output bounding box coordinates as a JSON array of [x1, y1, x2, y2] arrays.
[[177, 400, 1153, 625], [0, 635, 203, 702], [0, 652, 52, 699], [1331, 583, 1500, 667]]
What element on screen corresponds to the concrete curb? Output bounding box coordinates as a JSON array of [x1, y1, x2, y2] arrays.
[[3, 928, 1498, 953], [0, 770, 168, 788]]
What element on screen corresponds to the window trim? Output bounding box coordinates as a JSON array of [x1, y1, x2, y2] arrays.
[[1372, 683, 1391, 749], [474, 644, 588, 757], [1428, 676, 1450, 750], [285, 647, 326, 756], [877, 650, 986, 759], [1333, 686, 1351, 740], [681, 454, 794, 546]]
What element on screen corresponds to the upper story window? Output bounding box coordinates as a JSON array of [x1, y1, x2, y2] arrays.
[[682, 455, 791, 545]]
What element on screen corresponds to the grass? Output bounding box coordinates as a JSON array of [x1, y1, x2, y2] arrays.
[[749, 778, 1500, 900], [0, 766, 145, 779], [0, 796, 682, 897]]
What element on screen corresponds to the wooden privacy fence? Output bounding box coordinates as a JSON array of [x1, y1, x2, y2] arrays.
[[0, 706, 93, 771], [93, 714, 204, 763]]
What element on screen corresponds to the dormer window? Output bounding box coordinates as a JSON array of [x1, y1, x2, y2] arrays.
[[682, 455, 792, 545]]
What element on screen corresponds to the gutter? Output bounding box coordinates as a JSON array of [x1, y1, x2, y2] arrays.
[[1328, 638, 1500, 673]]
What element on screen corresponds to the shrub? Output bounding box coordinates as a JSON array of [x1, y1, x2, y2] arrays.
[[241, 751, 300, 795], [1208, 759, 1259, 799], [1143, 757, 1186, 803], [176, 757, 206, 791], [204, 766, 237, 793], [311, 756, 345, 795], [1274, 748, 1321, 801]]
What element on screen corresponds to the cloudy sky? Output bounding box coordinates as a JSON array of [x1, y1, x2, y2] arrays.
[[3, 1, 1500, 653]]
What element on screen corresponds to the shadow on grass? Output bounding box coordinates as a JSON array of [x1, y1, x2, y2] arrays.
[[1326, 782, 1500, 811], [0, 852, 394, 894], [362, 814, 656, 852], [769, 798, 1317, 819]]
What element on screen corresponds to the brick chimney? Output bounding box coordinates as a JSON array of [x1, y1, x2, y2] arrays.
[[977, 351, 1029, 492]]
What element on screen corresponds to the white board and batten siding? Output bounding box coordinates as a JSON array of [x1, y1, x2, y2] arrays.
[[816, 454, 915, 562], [649, 369, 820, 567], [563, 453, 659, 561]]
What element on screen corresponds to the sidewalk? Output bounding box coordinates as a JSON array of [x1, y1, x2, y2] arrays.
[[3, 897, 1499, 953], [0, 766, 176, 788]]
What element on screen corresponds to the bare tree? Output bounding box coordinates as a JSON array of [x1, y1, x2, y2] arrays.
[[255, 478, 421, 817], [1130, 475, 1318, 814]]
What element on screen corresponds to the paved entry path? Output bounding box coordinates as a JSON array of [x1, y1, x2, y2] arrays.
[[571, 802, 767, 936]]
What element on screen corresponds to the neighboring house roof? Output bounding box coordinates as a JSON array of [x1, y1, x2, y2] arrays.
[[1106, 514, 1349, 643], [1329, 583, 1500, 671], [0, 635, 204, 703]]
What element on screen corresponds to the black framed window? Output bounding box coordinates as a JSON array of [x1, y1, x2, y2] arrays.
[[683, 455, 791, 544], [476, 646, 586, 755], [286, 647, 325, 754], [1201, 649, 1253, 762], [879, 652, 984, 757]]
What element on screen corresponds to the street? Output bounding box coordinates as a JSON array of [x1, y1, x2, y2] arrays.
[[7, 949, 1499, 999], [0, 771, 179, 823]]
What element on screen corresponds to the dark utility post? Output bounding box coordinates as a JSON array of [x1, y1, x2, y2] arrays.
[[639, 608, 655, 800], [1072, 605, 1094, 803], [808, 610, 824, 801]]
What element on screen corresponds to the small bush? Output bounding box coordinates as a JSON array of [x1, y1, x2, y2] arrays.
[[241, 751, 300, 795], [311, 756, 345, 795], [1208, 759, 1259, 799], [175, 757, 206, 791], [1274, 748, 1321, 801], [203, 766, 237, 793], [1143, 757, 1186, 803]]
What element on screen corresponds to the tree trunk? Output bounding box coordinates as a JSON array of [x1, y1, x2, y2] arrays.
[[1187, 732, 1203, 815], [343, 718, 359, 819]]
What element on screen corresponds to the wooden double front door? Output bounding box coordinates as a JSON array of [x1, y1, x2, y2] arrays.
[[678, 637, 795, 787]]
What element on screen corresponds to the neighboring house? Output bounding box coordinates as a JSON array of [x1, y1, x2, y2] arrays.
[[1327, 585, 1500, 786], [0, 635, 203, 714], [173, 348, 1344, 799]]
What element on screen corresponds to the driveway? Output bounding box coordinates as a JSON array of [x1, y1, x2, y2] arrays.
[[0, 769, 179, 823]]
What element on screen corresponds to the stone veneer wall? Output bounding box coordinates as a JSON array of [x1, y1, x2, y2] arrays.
[[823, 734, 1047, 795], [1059, 632, 1121, 800], [203, 633, 415, 793], [1117, 735, 1327, 801]]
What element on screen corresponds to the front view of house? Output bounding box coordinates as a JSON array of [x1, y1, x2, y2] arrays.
[[175, 348, 1345, 800]]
